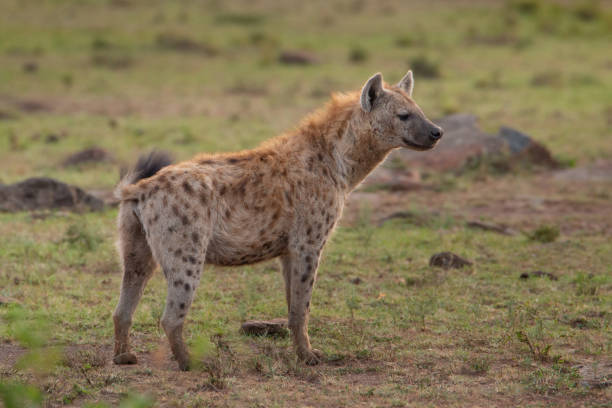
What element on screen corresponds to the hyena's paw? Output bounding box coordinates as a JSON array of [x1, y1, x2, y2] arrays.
[[113, 352, 138, 365], [299, 348, 324, 365]]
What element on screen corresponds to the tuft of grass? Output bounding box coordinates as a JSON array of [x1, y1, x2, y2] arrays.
[[515, 330, 552, 362], [409, 55, 441, 79], [348, 46, 368, 63], [524, 364, 581, 395], [215, 12, 264, 26], [528, 225, 560, 243], [573, 0, 603, 22], [531, 70, 563, 87], [62, 223, 102, 252]]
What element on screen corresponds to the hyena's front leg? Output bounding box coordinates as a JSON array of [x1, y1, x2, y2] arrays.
[[286, 248, 322, 365]]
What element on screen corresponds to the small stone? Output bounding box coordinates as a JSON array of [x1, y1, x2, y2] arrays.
[[113, 352, 137, 365], [279, 50, 319, 65], [429, 252, 472, 269], [519, 270, 558, 281], [350, 277, 363, 285], [240, 318, 288, 337]]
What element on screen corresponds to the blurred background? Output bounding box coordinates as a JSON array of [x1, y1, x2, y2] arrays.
[[0, 0, 610, 188], [0, 1, 611, 407]]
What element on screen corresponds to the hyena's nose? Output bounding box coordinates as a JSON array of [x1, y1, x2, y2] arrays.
[[429, 127, 443, 142]]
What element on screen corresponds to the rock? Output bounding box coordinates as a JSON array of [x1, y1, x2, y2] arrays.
[[240, 318, 288, 337], [574, 361, 612, 389], [499, 127, 559, 168], [519, 270, 558, 281], [466, 220, 517, 236], [0, 177, 104, 212], [350, 277, 363, 285], [22, 61, 38, 73], [63, 147, 111, 167], [429, 252, 472, 269], [279, 50, 319, 65], [385, 113, 557, 172], [113, 352, 137, 365]]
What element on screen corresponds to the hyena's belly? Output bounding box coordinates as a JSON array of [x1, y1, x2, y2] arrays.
[[204, 232, 288, 266]]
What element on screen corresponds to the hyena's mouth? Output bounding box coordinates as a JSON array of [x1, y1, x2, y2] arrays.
[[402, 137, 435, 151]]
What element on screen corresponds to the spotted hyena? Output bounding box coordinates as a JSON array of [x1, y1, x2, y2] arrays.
[[112, 71, 443, 370]]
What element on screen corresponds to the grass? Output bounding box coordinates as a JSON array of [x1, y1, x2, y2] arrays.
[[0, 0, 611, 406]]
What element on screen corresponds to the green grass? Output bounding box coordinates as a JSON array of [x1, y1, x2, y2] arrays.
[[1, 0, 611, 406]]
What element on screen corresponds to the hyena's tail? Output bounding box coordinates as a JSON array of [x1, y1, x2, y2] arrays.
[[114, 150, 173, 201]]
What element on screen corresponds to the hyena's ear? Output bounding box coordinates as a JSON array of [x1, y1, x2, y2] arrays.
[[397, 70, 414, 97], [360, 72, 384, 113]]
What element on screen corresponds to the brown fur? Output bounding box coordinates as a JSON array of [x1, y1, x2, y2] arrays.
[[112, 72, 443, 370]]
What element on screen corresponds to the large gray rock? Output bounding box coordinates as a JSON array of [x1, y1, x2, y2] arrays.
[[0, 177, 104, 212]]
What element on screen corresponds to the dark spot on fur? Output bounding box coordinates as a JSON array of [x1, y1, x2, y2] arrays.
[[181, 215, 189, 225], [192, 232, 199, 245], [174, 279, 183, 287], [284, 190, 293, 206], [186, 269, 192, 276], [168, 226, 175, 233], [318, 153, 323, 161], [306, 301, 310, 309], [175, 248, 182, 257], [179, 303, 185, 310], [225, 209, 231, 219], [220, 185, 227, 195], [309, 278, 314, 286], [179, 313, 185, 318], [305, 255, 312, 263], [172, 204, 180, 217], [306, 227, 312, 236], [301, 273, 309, 283], [184, 283, 190, 291], [187, 255, 196, 264]]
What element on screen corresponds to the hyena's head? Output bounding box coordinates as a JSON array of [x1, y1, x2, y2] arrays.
[[359, 71, 443, 151]]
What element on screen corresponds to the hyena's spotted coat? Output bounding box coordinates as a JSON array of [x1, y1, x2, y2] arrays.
[[112, 71, 443, 370]]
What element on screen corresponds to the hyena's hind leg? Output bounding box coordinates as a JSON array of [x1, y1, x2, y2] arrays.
[[113, 204, 156, 365]]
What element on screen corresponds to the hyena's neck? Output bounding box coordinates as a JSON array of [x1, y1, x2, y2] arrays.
[[339, 123, 393, 191], [288, 93, 393, 193]]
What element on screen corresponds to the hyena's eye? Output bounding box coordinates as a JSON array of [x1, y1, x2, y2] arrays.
[[397, 113, 411, 121]]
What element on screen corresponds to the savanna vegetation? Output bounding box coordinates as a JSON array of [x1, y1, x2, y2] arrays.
[[0, 0, 611, 406]]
